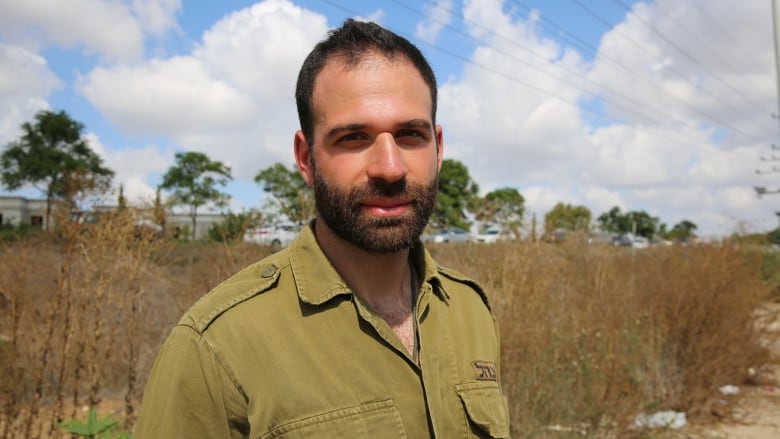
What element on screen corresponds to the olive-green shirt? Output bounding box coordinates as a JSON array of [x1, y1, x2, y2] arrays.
[[135, 225, 509, 438]]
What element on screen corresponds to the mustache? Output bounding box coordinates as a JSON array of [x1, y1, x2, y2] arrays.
[[348, 177, 435, 203], [363, 178, 407, 198]]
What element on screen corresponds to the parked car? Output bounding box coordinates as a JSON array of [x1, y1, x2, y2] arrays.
[[612, 233, 649, 249], [244, 223, 300, 248], [427, 228, 472, 243], [473, 228, 513, 244]]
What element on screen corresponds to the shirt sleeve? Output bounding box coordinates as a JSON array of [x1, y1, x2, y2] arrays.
[[134, 325, 249, 438]]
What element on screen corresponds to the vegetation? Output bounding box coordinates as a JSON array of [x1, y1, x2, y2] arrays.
[[0, 110, 114, 229], [474, 187, 525, 239], [159, 151, 232, 240], [254, 163, 313, 225], [432, 158, 479, 229], [57, 408, 129, 439], [0, 111, 772, 437], [207, 210, 260, 243], [544, 202, 592, 235], [0, 205, 776, 437]]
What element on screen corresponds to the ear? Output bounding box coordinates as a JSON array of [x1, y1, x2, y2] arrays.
[[435, 124, 444, 172], [294, 130, 315, 186]]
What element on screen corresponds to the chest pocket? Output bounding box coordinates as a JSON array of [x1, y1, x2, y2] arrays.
[[261, 399, 407, 439], [455, 382, 511, 438]]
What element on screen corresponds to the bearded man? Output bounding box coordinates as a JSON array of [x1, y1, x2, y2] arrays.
[[135, 19, 510, 439]]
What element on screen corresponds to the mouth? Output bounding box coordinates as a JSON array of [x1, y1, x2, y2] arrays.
[[362, 198, 411, 217]]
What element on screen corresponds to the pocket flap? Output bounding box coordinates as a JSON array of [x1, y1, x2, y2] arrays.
[[455, 382, 510, 438]]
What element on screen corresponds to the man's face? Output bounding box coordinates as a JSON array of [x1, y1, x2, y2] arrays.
[[295, 53, 444, 253]]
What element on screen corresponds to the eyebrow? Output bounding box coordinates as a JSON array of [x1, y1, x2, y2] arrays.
[[325, 119, 433, 140]]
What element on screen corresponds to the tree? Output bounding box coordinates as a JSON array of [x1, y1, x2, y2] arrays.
[[596, 206, 659, 238], [544, 202, 591, 235], [152, 187, 168, 229], [597, 206, 630, 234], [254, 163, 313, 225], [625, 210, 660, 239], [207, 210, 261, 243], [0, 110, 114, 229], [432, 159, 478, 230], [160, 151, 232, 240], [117, 184, 127, 212], [474, 187, 525, 239], [669, 220, 698, 242]]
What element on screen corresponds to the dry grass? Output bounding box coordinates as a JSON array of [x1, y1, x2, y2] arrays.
[[431, 237, 774, 437], [0, 218, 775, 438]]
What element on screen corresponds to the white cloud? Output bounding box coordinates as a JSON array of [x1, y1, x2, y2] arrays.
[[3, 0, 776, 237], [0, 43, 60, 144], [132, 0, 182, 37], [434, 0, 776, 236], [85, 132, 170, 201], [80, 57, 256, 136], [79, 0, 328, 184], [415, 0, 454, 43], [0, 0, 146, 62]]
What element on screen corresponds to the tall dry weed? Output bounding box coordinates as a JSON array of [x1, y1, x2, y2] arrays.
[[431, 238, 773, 437]]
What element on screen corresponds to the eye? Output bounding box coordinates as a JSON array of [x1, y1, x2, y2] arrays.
[[337, 132, 368, 145], [395, 129, 428, 145]]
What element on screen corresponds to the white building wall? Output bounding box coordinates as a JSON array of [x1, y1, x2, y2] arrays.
[[0, 196, 223, 239]]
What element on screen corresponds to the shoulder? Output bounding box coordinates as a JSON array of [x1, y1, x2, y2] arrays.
[[177, 249, 292, 334], [434, 263, 492, 310]]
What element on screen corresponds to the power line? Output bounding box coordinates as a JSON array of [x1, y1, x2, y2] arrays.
[[509, 0, 768, 144], [565, 0, 772, 138], [687, 0, 775, 83], [611, 0, 771, 119], [391, 0, 689, 131], [318, 0, 765, 153]]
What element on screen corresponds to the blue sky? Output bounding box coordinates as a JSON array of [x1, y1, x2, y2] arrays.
[[0, 0, 777, 237]]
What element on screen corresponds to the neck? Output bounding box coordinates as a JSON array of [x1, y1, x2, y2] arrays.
[[313, 217, 412, 305]]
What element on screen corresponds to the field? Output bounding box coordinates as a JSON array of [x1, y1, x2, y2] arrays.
[[0, 210, 777, 438]]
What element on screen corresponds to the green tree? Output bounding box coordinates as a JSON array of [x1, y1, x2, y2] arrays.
[[597, 206, 659, 238], [625, 210, 660, 239], [254, 163, 313, 225], [160, 151, 232, 240], [432, 158, 478, 230], [475, 187, 525, 239], [207, 210, 261, 243], [0, 110, 114, 229], [597, 206, 630, 234], [669, 219, 698, 242], [544, 202, 591, 234]]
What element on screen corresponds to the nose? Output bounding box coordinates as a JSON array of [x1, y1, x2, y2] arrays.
[[366, 133, 407, 183]]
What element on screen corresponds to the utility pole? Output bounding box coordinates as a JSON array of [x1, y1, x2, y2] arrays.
[[755, 0, 780, 200]]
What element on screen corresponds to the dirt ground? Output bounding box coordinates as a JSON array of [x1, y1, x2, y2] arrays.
[[689, 302, 780, 439]]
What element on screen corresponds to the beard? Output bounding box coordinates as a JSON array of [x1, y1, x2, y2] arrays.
[[313, 171, 438, 253]]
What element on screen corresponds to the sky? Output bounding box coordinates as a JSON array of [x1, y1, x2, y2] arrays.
[[0, 0, 777, 238]]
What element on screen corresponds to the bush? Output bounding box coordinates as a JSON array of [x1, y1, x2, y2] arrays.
[[0, 222, 40, 241], [207, 211, 259, 243]]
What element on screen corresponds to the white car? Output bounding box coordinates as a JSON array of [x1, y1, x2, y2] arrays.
[[244, 224, 300, 248], [473, 228, 512, 243], [428, 228, 472, 243]]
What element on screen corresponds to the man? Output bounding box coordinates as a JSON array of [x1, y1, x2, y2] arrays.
[[135, 19, 509, 438]]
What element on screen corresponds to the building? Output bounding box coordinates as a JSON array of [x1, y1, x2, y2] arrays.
[[0, 195, 224, 240], [0, 196, 47, 229]]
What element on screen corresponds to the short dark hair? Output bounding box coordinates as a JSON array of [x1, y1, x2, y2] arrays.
[[295, 19, 438, 148]]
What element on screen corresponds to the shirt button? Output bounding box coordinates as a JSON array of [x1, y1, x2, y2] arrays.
[[260, 264, 277, 278]]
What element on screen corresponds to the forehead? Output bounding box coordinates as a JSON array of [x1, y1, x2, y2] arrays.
[[310, 53, 432, 121]]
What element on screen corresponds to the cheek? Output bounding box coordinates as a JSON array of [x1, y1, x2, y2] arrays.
[[315, 151, 367, 182]]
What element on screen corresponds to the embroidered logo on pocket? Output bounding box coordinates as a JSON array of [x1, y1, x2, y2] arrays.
[[472, 361, 497, 381]]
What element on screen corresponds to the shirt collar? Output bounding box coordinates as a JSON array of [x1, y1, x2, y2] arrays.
[[288, 222, 447, 306]]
